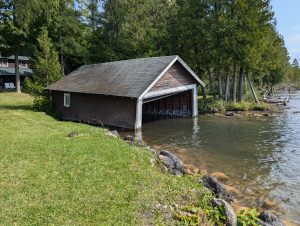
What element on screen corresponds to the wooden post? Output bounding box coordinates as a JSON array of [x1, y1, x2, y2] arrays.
[[135, 98, 143, 132], [192, 85, 198, 117]]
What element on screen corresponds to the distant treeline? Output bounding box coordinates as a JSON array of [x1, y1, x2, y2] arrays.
[[1, 0, 299, 100]]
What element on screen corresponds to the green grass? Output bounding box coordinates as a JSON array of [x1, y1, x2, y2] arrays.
[[198, 98, 270, 113], [0, 93, 207, 225]]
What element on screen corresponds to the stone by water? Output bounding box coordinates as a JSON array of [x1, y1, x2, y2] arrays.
[[142, 91, 300, 225]]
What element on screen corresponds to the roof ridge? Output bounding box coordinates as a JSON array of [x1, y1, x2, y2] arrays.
[[82, 55, 178, 67]]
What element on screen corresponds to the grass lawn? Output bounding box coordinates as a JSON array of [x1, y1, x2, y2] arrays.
[[0, 93, 204, 225]]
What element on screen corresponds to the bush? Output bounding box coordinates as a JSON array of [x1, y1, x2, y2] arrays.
[[225, 101, 269, 111], [32, 95, 53, 113], [199, 98, 225, 113]]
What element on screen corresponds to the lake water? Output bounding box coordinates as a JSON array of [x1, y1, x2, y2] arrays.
[[142, 91, 300, 225]]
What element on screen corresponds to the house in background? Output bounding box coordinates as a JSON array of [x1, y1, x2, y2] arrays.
[[47, 55, 205, 132], [0, 55, 33, 90]]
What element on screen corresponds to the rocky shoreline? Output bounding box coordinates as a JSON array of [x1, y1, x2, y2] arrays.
[[106, 129, 287, 226]]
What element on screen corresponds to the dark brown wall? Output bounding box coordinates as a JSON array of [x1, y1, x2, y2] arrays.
[[150, 61, 197, 92], [143, 90, 192, 114], [52, 91, 137, 129]]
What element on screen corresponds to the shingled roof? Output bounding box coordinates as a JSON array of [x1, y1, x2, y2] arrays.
[[47, 55, 204, 98]]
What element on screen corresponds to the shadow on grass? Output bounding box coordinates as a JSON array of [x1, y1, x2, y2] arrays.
[[0, 105, 32, 111]]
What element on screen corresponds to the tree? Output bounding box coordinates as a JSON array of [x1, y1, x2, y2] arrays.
[[292, 58, 299, 68], [0, 0, 59, 92], [25, 28, 61, 110]]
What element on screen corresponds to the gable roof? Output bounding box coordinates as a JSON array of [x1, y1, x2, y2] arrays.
[[47, 55, 205, 98]]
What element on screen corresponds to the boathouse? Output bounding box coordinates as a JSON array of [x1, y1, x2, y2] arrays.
[[47, 55, 205, 131]]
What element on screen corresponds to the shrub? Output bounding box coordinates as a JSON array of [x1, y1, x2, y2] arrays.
[[32, 95, 52, 113], [237, 209, 261, 226], [199, 98, 225, 113], [225, 101, 269, 111]]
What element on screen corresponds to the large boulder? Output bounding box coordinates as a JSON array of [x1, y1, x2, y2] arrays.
[[159, 150, 186, 176], [211, 198, 237, 226], [202, 175, 234, 202], [258, 212, 285, 226]]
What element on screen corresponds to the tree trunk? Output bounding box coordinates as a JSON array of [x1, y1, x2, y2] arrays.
[[238, 67, 244, 101], [232, 64, 238, 102], [59, 32, 65, 76], [15, 53, 21, 93], [246, 73, 260, 104], [200, 86, 207, 100], [198, 71, 207, 100], [217, 70, 223, 99], [207, 68, 215, 98], [225, 67, 230, 101]]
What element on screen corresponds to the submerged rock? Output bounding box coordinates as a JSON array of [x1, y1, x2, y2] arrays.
[[225, 112, 235, 117], [185, 164, 200, 175], [211, 198, 237, 226], [210, 171, 229, 182], [258, 212, 285, 226], [159, 150, 186, 176], [202, 175, 234, 202]]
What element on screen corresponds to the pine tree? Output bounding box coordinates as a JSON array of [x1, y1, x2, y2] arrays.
[[25, 28, 61, 110], [292, 59, 299, 68]]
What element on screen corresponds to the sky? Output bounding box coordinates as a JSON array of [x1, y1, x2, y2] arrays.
[[271, 0, 300, 61]]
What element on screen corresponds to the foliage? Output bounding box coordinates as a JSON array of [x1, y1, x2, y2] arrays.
[[1, 0, 296, 99], [237, 209, 262, 226], [199, 98, 270, 113], [25, 28, 61, 111], [0, 0, 60, 92], [225, 102, 269, 111], [198, 99, 226, 113]]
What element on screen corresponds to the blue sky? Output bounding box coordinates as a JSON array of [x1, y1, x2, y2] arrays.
[[272, 0, 300, 61]]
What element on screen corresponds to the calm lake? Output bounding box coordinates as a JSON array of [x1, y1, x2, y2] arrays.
[[142, 91, 300, 225]]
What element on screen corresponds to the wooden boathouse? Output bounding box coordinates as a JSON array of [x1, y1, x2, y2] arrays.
[[47, 55, 205, 132]]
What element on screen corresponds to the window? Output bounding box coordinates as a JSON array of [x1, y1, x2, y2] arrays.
[[19, 60, 27, 68], [0, 59, 8, 67], [64, 93, 70, 107]]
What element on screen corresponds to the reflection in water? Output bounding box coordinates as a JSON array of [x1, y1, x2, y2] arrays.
[[142, 92, 300, 225]]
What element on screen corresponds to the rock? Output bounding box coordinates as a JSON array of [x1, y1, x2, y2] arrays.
[[262, 198, 276, 209], [106, 130, 119, 137], [231, 202, 249, 213], [210, 172, 229, 182], [258, 212, 285, 226], [225, 112, 235, 116], [159, 155, 175, 169], [199, 167, 208, 175], [211, 198, 237, 226], [159, 150, 186, 175], [224, 185, 240, 197], [263, 113, 270, 117], [150, 158, 155, 167], [146, 146, 157, 154], [124, 135, 134, 142], [202, 175, 234, 202], [67, 131, 82, 138]]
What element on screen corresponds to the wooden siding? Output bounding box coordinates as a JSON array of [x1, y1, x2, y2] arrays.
[[52, 91, 137, 129], [142, 90, 192, 122], [150, 61, 197, 92]]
